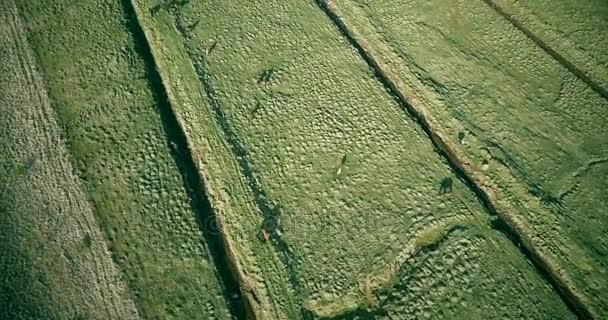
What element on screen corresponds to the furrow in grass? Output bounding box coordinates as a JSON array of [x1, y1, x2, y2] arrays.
[[480, 0, 608, 102], [128, 1, 275, 318], [16, 0, 235, 318], [314, 0, 593, 319], [186, 40, 309, 320], [121, 1, 248, 318], [0, 1, 139, 318], [324, 0, 608, 316]]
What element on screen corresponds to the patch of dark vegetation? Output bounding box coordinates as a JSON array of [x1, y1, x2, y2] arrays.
[[0, 189, 51, 319], [257, 68, 275, 84], [322, 307, 389, 320], [121, 1, 248, 319], [82, 233, 93, 249], [314, 1, 593, 319], [150, 0, 189, 16]]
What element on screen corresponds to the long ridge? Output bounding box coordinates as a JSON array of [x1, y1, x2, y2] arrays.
[[122, 1, 253, 318], [313, 0, 595, 319], [481, 0, 608, 102]]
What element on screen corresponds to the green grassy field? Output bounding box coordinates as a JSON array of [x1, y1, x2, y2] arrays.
[[0, 2, 138, 319], [329, 0, 608, 317], [1, 0, 606, 319], [130, 0, 576, 318], [493, 0, 608, 95], [10, 0, 235, 318]]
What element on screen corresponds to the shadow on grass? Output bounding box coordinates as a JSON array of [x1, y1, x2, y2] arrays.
[[120, 1, 247, 318]]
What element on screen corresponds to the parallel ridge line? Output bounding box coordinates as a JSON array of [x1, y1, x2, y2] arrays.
[[124, 1, 254, 319], [482, 0, 608, 102], [314, 0, 594, 319], [3, 1, 140, 318]]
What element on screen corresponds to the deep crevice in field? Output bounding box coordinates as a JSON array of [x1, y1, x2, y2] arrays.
[[170, 10, 314, 319], [314, 1, 592, 319], [481, 0, 608, 102], [121, 1, 248, 319]]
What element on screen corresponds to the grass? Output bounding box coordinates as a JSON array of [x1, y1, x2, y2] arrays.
[[13, 0, 233, 318], [132, 0, 577, 318], [493, 0, 608, 92], [331, 0, 608, 316], [0, 2, 137, 318], [3, 0, 604, 318]]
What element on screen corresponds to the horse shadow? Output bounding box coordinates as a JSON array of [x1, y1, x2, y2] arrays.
[[439, 177, 453, 194]]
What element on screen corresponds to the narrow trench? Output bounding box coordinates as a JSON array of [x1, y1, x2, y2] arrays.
[[481, 0, 608, 102], [313, 1, 592, 319], [170, 10, 313, 319], [120, 1, 248, 319]]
